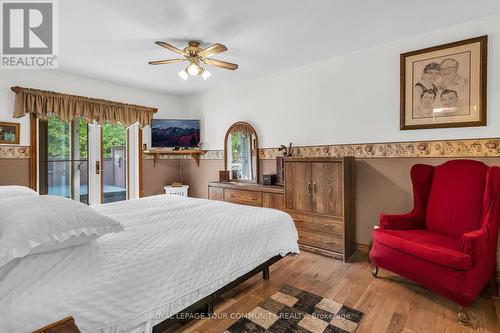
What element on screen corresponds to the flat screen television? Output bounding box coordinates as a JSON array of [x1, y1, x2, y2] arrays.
[[151, 119, 200, 148]]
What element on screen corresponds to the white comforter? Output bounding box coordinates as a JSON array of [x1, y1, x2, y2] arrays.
[[0, 195, 299, 333]]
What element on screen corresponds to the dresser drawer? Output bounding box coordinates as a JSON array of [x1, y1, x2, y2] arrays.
[[262, 192, 285, 211], [297, 230, 343, 253], [224, 188, 263, 207], [288, 212, 343, 236], [208, 186, 224, 201]]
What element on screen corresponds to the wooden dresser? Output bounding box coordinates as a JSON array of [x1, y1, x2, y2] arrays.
[[208, 156, 354, 261], [208, 182, 285, 210], [285, 157, 355, 261]]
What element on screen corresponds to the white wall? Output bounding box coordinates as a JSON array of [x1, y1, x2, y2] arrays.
[[4, 13, 499, 149], [0, 70, 182, 146], [182, 14, 500, 150]]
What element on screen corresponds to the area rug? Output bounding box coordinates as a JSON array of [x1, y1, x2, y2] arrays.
[[224, 285, 364, 333]]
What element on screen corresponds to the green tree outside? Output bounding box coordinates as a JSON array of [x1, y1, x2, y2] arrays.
[[79, 120, 88, 158], [48, 117, 125, 159], [48, 116, 70, 158], [231, 131, 241, 159], [102, 123, 126, 158]]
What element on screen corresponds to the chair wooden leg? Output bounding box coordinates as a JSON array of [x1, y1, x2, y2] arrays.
[[371, 265, 379, 278], [263, 266, 270, 280], [458, 307, 471, 326]]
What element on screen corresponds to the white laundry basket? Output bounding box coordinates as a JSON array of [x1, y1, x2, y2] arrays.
[[164, 185, 189, 197]]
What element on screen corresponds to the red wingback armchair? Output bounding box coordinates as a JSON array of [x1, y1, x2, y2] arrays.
[[369, 160, 500, 310]]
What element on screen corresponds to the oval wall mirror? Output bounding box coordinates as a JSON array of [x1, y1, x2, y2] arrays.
[[224, 122, 259, 182]]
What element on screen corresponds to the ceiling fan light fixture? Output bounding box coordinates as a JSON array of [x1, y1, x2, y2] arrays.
[[150, 40, 238, 80], [201, 69, 211, 80], [178, 69, 188, 80], [187, 63, 201, 76]]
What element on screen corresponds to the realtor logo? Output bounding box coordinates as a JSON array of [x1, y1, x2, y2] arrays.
[[1, 0, 57, 68]]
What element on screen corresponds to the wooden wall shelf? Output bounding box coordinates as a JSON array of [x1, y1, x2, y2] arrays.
[[143, 149, 207, 167]]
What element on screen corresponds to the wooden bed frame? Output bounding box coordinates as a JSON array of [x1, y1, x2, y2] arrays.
[[33, 255, 286, 333]]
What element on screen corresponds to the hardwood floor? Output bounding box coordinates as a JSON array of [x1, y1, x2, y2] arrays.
[[160, 251, 500, 333]]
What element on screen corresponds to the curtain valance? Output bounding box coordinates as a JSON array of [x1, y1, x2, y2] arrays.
[[11, 86, 158, 128]]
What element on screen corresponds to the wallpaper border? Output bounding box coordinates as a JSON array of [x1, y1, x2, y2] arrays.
[[259, 138, 500, 159], [4, 138, 499, 161], [0, 145, 30, 159], [140, 138, 500, 161]]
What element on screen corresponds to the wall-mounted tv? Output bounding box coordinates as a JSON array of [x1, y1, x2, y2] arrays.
[[151, 119, 200, 148]]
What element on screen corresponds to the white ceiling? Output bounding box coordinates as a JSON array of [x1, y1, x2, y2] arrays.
[[58, 0, 500, 96]]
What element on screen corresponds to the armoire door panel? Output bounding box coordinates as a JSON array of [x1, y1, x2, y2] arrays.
[[285, 162, 312, 212], [311, 162, 343, 216]]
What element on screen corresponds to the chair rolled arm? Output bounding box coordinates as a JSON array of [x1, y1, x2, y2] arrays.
[[460, 227, 489, 263], [379, 212, 424, 230]]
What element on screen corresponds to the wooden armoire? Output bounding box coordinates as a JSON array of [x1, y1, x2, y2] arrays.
[[284, 157, 355, 261]]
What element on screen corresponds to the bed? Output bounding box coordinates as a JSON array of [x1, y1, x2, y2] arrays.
[[0, 194, 299, 333]]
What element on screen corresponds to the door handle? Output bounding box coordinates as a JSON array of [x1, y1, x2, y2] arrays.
[[307, 182, 311, 193], [313, 182, 317, 193], [96, 161, 100, 174]]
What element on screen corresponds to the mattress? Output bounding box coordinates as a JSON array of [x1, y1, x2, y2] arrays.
[[0, 195, 299, 333]]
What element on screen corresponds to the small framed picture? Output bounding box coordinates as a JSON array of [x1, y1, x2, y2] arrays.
[[400, 36, 487, 130], [0, 122, 20, 144]]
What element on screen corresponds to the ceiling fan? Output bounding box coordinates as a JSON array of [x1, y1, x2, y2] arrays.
[[148, 40, 238, 80]]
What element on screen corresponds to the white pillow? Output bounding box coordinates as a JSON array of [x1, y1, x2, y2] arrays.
[[0, 195, 123, 267], [0, 185, 37, 200]]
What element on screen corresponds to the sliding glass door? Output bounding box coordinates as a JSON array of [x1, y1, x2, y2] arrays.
[[39, 117, 89, 204], [101, 123, 128, 203], [39, 118, 131, 204]]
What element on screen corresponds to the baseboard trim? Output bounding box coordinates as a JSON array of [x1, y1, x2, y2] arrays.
[[355, 243, 370, 253]]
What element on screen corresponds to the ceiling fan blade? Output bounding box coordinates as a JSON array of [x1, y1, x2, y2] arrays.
[[198, 43, 227, 58], [155, 41, 186, 56], [148, 59, 185, 65], [205, 58, 238, 70]]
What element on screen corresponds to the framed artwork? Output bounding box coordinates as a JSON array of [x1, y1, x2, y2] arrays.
[[400, 35, 487, 130], [0, 122, 20, 144]]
